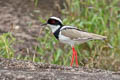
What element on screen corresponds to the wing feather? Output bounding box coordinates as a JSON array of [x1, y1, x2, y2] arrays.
[[61, 27, 106, 41]]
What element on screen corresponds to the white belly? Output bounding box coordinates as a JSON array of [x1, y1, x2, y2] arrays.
[[59, 32, 86, 45], [59, 34, 75, 45]]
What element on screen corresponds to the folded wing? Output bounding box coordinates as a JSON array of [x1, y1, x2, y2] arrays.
[[61, 27, 107, 41]]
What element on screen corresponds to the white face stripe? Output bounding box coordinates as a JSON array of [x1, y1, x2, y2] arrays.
[[50, 16, 63, 24], [47, 24, 61, 33]]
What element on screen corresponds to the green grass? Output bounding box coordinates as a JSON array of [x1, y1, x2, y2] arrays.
[[37, 0, 120, 71], [34, 0, 39, 7], [0, 0, 120, 71], [0, 32, 15, 58]]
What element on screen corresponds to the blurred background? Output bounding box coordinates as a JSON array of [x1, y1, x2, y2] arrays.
[[0, 0, 120, 71]]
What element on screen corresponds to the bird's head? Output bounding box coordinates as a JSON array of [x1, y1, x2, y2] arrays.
[[41, 17, 63, 32]]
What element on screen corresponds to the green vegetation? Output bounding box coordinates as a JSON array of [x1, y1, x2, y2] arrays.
[[34, 0, 39, 7], [0, 0, 120, 71], [0, 33, 15, 58], [37, 0, 120, 71]]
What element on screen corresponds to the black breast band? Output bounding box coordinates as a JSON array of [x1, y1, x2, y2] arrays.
[[53, 27, 61, 40]]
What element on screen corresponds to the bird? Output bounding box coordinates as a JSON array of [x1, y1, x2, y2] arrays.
[[41, 16, 107, 67]]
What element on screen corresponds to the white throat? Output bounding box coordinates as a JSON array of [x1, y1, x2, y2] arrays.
[[48, 24, 61, 33]]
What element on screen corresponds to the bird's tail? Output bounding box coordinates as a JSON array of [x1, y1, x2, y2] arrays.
[[90, 33, 107, 40]]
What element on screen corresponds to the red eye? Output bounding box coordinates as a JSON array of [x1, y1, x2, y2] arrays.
[[50, 20, 56, 24]]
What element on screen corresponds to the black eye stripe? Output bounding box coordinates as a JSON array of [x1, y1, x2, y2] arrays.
[[47, 18, 63, 26], [48, 19, 58, 24], [49, 19, 56, 24], [48, 19, 57, 23]]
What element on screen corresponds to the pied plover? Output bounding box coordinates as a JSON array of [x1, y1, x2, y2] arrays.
[[41, 16, 107, 67]]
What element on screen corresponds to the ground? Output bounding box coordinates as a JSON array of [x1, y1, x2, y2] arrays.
[[0, 57, 120, 80], [0, 0, 120, 80], [0, 0, 62, 57]]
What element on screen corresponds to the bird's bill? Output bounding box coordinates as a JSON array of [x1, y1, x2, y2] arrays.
[[41, 23, 47, 26]]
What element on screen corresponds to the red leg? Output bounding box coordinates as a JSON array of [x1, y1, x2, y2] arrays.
[[74, 49, 78, 67], [72, 46, 79, 67], [70, 47, 75, 67]]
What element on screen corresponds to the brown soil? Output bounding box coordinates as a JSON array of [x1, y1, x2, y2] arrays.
[[0, 0, 62, 57], [0, 57, 120, 80]]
